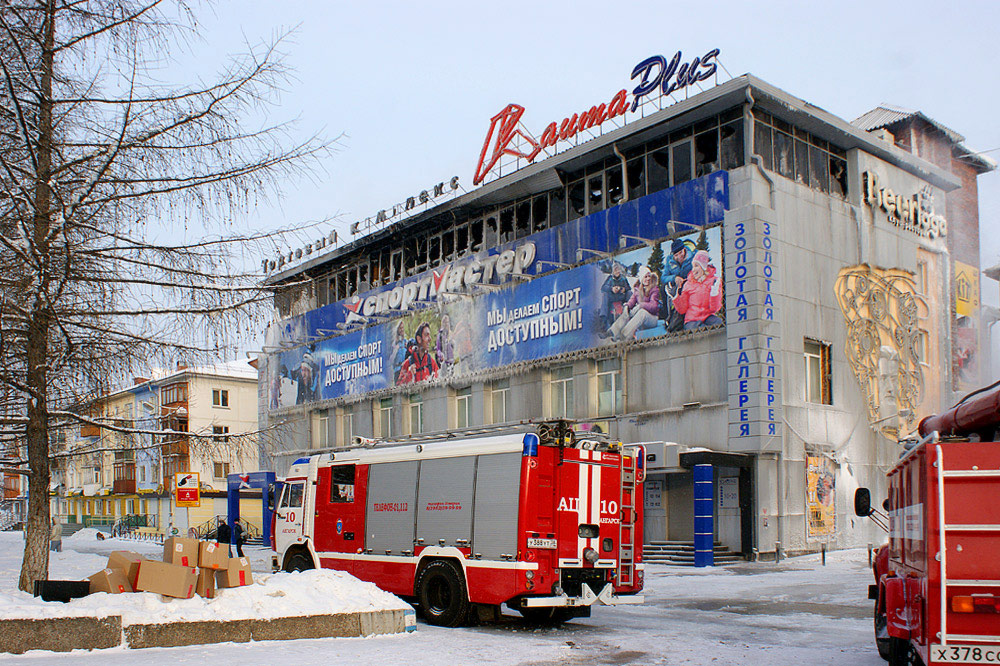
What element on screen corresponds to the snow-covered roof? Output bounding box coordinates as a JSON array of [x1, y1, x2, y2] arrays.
[[852, 103, 996, 172], [152, 359, 258, 383]]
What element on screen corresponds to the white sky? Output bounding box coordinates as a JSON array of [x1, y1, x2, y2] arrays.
[[169, 0, 1000, 369]]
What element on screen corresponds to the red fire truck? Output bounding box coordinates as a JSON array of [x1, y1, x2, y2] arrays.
[[856, 382, 1000, 665], [271, 422, 645, 626]]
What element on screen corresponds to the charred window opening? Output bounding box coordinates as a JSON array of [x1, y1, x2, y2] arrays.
[[606, 166, 623, 207], [809, 144, 828, 193], [441, 230, 454, 261], [549, 188, 567, 227], [568, 181, 585, 221], [626, 157, 645, 200], [470, 219, 484, 251], [532, 196, 548, 233], [404, 239, 417, 275], [485, 215, 498, 247], [390, 251, 402, 283], [316, 277, 329, 307], [774, 130, 794, 179], [336, 272, 347, 301], [695, 130, 719, 177], [587, 175, 604, 213], [499, 208, 514, 244], [671, 141, 692, 186], [428, 235, 441, 266], [753, 119, 772, 170], [358, 263, 369, 290], [647, 149, 669, 194], [515, 201, 531, 239], [720, 121, 744, 170], [345, 267, 356, 297], [794, 135, 809, 185], [455, 224, 469, 256], [829, 156, 847, 198]]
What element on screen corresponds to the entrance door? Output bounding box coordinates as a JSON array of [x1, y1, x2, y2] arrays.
[[274, 480, 306, 559]]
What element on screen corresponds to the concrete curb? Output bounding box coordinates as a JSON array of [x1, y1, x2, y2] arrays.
[[0, 616, 122, 654], [1, 607, 411, 653]]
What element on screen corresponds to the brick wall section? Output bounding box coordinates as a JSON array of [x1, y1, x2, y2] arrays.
[[889, 117, 981, 268]]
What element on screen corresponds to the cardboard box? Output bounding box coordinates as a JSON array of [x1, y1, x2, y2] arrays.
[[107, 551, 143, 590], [195, 567, 216, 599], [135, 559, 198, 599], [198, 541, 229, 570], [162, 537, 199, 567], [88, 568, 133, 594], [216, 557, 253, 588]]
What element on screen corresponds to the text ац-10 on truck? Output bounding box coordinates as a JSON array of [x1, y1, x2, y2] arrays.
[[855, 381, 1000, 665], [270, 422, 645, 626]]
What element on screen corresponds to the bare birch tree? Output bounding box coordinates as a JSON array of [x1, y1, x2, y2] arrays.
[[0, 0, 327, 591]]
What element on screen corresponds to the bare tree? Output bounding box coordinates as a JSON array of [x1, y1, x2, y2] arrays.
[[0, 0, 328, 591]]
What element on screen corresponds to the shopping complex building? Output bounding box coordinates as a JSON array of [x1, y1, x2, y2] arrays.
[[259, 52, 995, 559]]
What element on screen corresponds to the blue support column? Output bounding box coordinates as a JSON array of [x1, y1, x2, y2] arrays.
[[693, 464, 714, 567]]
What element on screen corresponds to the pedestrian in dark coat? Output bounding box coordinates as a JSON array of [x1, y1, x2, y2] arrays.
[[232, 520, 245, 557]]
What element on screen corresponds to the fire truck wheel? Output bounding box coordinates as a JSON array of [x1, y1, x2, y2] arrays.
[[874, 610, 890, 661], [285, 551, 314, 573], [888, 637, 916, 666], [416, 559, 469, 627]]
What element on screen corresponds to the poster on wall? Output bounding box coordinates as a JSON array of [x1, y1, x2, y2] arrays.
[[269, 226, 725, 408], [805, 456, 836, 538]]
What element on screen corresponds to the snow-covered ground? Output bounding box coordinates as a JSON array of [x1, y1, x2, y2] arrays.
[[0, 529, 407, 623], [0, 529, 885, 665]]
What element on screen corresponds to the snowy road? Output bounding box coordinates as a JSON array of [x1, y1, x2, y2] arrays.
[[0, 531, 885, 665]]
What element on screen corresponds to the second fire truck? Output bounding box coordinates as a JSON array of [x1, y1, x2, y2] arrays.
[[856, 382, 1000, 665], [271, 422, 645, 626]]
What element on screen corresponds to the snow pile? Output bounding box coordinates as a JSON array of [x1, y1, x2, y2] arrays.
[[0, 533, 408, 624], [63, 528, 108, 542]]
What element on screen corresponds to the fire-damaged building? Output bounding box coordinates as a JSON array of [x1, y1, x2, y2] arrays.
[[259, 53, 994, 560]]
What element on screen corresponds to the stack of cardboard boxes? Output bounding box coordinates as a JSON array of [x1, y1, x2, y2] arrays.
[[86, 538, 254, 599]]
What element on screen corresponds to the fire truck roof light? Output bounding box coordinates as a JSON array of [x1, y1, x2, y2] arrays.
[[522, 433, 539, 457]]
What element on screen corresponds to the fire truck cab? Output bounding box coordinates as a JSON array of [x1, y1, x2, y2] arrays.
[[856, 382, 1000, 665], [271, 422, 644, 626]]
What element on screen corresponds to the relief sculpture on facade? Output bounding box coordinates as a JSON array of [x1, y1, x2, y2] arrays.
[[834, 265, 924, 440]]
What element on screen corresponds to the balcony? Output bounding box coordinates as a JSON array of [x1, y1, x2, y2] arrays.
[[112, 461, 136, 495]]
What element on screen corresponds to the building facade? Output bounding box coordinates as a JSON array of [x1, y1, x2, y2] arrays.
[[56, 361, 259, 535], [260, 69, 993, 559]]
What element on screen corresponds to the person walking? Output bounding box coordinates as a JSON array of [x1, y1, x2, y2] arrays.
[[232, 519, 245, 557]]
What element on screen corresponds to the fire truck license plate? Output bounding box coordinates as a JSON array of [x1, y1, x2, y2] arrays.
[[931, 644, 1000, 663], [526, 538, 557, 549]]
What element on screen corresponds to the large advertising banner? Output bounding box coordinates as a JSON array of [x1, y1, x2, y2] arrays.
[[269, 226, 724, 408]]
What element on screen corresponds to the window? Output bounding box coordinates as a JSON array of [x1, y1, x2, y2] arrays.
[[379, 398, 394, 438], [212, 389, 229, 408], [139, 466, 146, 483], [330, 465, 355, 503], [409, 395, 424, 434], [314, 409, 329, 448], [804, 339, 832, 404], [339, 410, 354, 446], [550, 366, 574, 418], [491, 379, 509, 424], [213, 461, 230, 479], [597, 358, 623, 417], [282, 482, 304, 509], [161, 383, 186, 405], [212, 425, 229, 442], [456, 387, 472, 428]]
